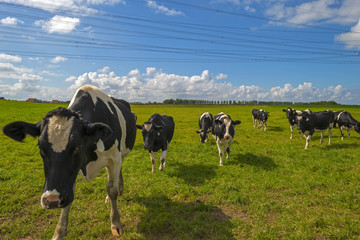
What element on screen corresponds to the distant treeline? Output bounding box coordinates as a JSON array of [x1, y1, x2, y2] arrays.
[[160, 99, 339, 105]]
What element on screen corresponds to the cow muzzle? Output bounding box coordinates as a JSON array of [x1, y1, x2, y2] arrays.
[[41, 190, 63, 209], [224, 134, 231, 140], [144, 144, 151, 150]]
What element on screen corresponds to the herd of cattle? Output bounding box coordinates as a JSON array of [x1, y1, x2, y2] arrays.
[[2, 85, 360, 239]]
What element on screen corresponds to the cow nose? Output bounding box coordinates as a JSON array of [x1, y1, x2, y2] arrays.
[[41, 190, 63, 209], [144, 145, 150, 150], [224, 135, 230, 140]]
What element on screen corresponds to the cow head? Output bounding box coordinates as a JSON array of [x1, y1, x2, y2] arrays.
[[354, 123, 360, 134], [2, 107, 112, 209], [196, 129, 211, 143], [296, 111, 311, 131], [214, 114, 241, 140], [136, 121, 163, 151]]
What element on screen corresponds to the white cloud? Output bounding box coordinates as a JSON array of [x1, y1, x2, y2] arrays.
[[0, 62, 32, 79], [335, 19, 360, 50], [0, 53, 22, 63], [64, 67, 353, 103], [51, 56, 68, 63], [0, 17, 24, 26], [216, 73, 228, 80], [147, 0, 184, 16], [35, 15, 80, 34], [266, 0, 360, 26]]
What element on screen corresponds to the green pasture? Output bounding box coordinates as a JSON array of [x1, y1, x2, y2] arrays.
[[0, 100, 360, 239]]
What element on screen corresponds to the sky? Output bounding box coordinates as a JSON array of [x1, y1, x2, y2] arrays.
[[0, 0, 360, 104]]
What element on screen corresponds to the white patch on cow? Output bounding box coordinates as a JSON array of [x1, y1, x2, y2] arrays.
[[69, 85, 114, 115], [144, 123, 152, 131], [48, 116, 74, 153], [40, 189, 60, 208], [97, 139, 105, 152], [337, 111, 345, 121], [200, 112, 210, 120], [74, 85, 130, 158], [81, 139, 121, 181], [222, 116, 232, 139]]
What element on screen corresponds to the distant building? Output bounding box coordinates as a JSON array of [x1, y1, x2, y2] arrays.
[[51, 100, 59, 104], [0, 97, 4, 100], [27, 98, 42, 103]]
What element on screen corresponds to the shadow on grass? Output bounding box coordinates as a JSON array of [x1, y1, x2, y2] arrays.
[[134, 195, 235, 240], [228, 153, 277, 171], [166, 162, 217, 186], [325, 142, 360, 149], [265, 126, 283, 132]]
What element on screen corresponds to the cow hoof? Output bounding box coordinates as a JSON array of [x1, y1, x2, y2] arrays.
[[105, 195, 110, 204], [111, 225, 122, 237]]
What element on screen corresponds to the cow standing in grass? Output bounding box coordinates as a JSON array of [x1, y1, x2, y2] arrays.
[[2, 85, 136, 239], [283, 108, 311, 139], [297, 110, 335, 149], [252, 108, 269, 131], [196, 112, 213, 143], [137, 113, 175, 172], [212, 112, 241, 166], [334, 110, 360, 140]]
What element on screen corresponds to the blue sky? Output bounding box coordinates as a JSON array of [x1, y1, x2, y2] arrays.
[[0, 0, 360, 104]]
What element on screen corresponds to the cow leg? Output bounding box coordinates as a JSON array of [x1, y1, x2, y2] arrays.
[[298, 130, 302, 139], [106, 162, 123, 237], [290, 125, 294, 139], [216, 139, 224, 166], [320, 130, 325, 144], [150, 151, 156, 173], [226, 140, 233, 160], [340, 126, 345, 141], [304, 132, 311, 149], [252, 116, 256, 127], [159, 149, 168, 171], [118, 168, 123, 196], [51, 204, 71, 240], [347, 128, 351, 139], [264, 121, 267, 131], [328, 127, 333, 145]]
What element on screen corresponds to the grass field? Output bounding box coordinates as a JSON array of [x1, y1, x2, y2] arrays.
[[1, 100, 360, 239]]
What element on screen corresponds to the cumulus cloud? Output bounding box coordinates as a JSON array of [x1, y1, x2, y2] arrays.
[[147, 0, 184, 16], [35, 15, 80, 34], [0, 17, 24, 26], [335, 19, 360, 50], [64, 67, 353, 103], [0, 0, 120, 15], [266, 0, 360, 26], [51, 56, 68, 63], [0, 53, 22, 63]]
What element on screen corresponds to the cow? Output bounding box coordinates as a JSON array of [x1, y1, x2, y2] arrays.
[[136, 113, 175, 173], [2, 85, 136, 239], [252, 108, 269, 131], [196, 112, 213, 143], [212, 112, 241, 166], [334, 110, 360, 140], [282, 108, 311, 139], [297, 110, 335, 149]]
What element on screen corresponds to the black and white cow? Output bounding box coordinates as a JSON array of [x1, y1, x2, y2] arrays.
[[212, 112, 241, 166], [2, 85, 136, 239], [196, 112, 213, 143], [136, 113, 175, 173], [334, 110, 360, 140], [297, 110, 335, 149], [282, 108, 311, 139], [252, 108, 269, 131]]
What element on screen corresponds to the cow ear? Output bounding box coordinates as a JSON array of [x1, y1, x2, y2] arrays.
[[3, 121, 41, 142], [282, 109, 286, 112], [136, 124, 143, 130], [86, 123, 112, 142], [233, 120, 241, 125]]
